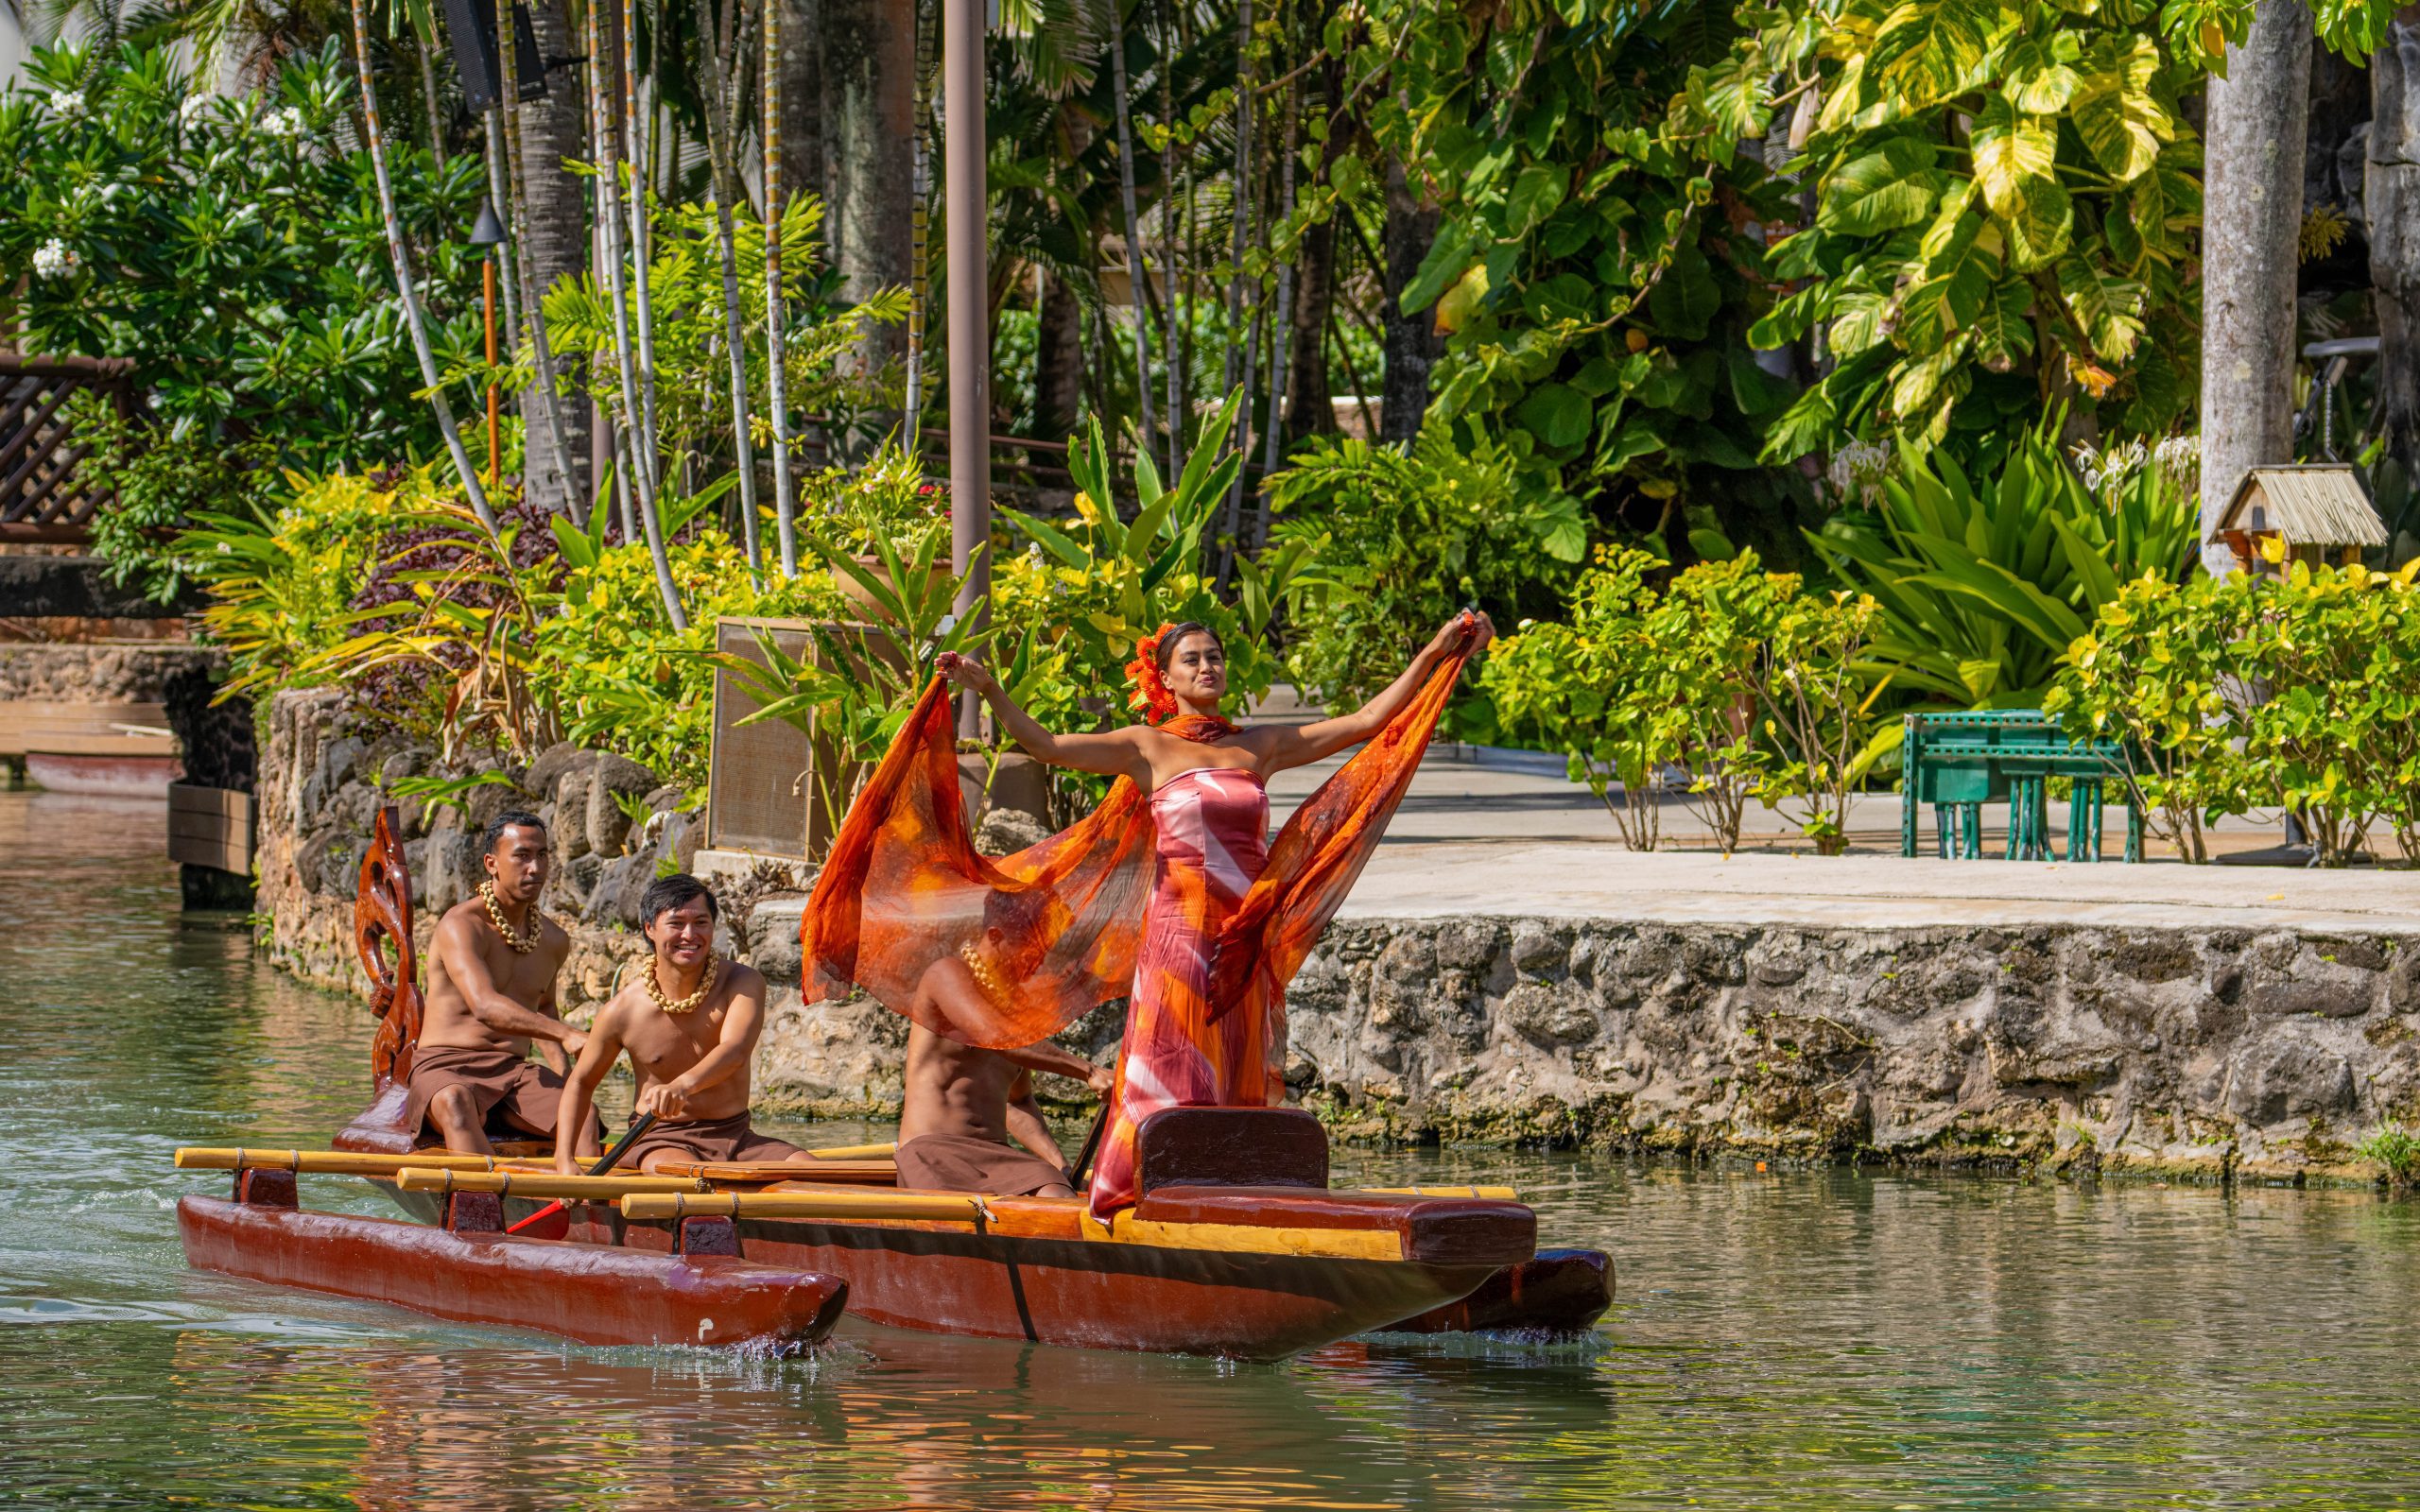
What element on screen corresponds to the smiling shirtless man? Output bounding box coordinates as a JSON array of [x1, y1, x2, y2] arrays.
[[406, 810, 600, 1158], [554, 874, 804, 1174]]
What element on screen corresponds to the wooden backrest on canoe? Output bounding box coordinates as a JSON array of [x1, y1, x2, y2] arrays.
[[1134, 1107, 1328, 1195]]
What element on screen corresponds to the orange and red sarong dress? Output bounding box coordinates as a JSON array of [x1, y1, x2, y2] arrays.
[[801, 625, 1477, 1218]]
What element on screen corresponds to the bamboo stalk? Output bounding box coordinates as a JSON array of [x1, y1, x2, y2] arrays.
[[586, 0, 688, 627], [764, 0, 801, 578], [347, 0, 499, 536], [802, 1142, 898, 1160], [176, 1147, 530, 1175], [1107, 0, 1158, 453], [496, 0, 576, 515], [622, 1190, 989, 1223], [394, 1167, 711, 1199]]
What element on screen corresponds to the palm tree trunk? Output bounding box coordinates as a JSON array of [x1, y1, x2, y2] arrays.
[[701, 0, 763, 578], [587, 0, 688, 626], [1219, 0, 1255, 399], [1153, 0, 1180, 473], [415, 26, 448, 166], [621, 0, 666, 486], [1379, 154, 1442, 443], [2200, 0, 2312, 576], [347, 0, 497, 535], [1257, 74, 1302, 529], [482, 111, 521, 351], [765, 0, 801, 576], [506, 0, 590, 513], [1107, 0, 1157, 454], [821, 0, 916, 399]]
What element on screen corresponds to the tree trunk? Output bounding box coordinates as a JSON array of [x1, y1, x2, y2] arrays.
[[1283, 201, 1335, 446], [778, 0, 823, 208], [347, 0, 496, 534], [2200, 0, 2312, 576], [513, 0, 593, 513], [2369, 24, 2420, 503], [821, 0, 915, 385], [1033, 267, 1086, 443], [1379, 155, 1443, 444], [1107, 0, 1158, 454]]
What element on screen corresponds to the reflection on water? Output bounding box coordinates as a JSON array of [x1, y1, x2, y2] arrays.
[[4, 788, 2420, 1509]]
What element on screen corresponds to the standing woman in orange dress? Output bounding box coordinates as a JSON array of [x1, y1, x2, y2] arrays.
[[801, 610, 1492, 1220]]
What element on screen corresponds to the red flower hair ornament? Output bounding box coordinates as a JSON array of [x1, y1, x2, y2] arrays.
[[1124, 623, 1181, 725]]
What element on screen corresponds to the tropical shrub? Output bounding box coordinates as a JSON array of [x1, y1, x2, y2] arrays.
[[2048, 556, 2420, 866], [532, 513, 847, 794], [0, 41, 484, 478], [1484, 545, 1866, 853], [1811, 431, 2197, 708], [66, 390, 278, 602], [1649, 552, 1795, 853], [1484, 546, 1680, 851], [1344, 0, 1817, 559], [802, 440, 948, 558], [1752, 587, 1884, 855], [1264, 424, 1586, 727]]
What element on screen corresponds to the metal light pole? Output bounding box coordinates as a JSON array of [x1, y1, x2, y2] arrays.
[[944, 0, 990, 734], [470, 197, 508, 488]]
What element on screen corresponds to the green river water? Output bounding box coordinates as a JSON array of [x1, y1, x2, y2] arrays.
[[5, 787, 2420, 1509]]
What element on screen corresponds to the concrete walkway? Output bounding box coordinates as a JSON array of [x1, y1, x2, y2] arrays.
[[1264, 747, 2420, 934]]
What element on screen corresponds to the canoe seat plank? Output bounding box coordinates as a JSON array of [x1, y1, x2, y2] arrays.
[[1132, 1185, 1536, 1266]]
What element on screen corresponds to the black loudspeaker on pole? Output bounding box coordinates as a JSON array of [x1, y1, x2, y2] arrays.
[[439, 0, 548, 112]]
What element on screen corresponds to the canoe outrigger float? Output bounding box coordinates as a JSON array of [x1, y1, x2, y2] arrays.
[[174, 809, 1609, 1358]]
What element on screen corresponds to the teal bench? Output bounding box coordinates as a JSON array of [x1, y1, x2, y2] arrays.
[[1900, 712, 2143, 862]]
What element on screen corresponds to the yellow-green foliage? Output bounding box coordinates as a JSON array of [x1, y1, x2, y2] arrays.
[[185, 468, 450, 704], [530, 534, 846, 794]]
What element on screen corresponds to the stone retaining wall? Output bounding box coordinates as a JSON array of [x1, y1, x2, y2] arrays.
[[254, 690, 2420, 1185]]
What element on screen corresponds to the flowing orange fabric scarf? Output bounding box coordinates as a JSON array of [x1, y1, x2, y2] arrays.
[[802, 627, 1477, 1054]]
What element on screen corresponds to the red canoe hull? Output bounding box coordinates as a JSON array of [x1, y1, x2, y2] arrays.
[[591, 1209, 1509, 1361], [179, 1196, 847, 1349], [1385, 1247, 1614, 1336]]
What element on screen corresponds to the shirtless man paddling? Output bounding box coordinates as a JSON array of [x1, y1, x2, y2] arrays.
[[555, 874, 804, 1174], [406, 810, 600, 1158], [894, 1023, 1115, 1198]]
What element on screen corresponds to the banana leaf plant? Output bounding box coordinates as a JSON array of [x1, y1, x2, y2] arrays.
[[1807, 430, 2197, 709]]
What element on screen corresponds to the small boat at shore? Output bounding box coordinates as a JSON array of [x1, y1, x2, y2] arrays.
[[172, 806, 1606, 1359]]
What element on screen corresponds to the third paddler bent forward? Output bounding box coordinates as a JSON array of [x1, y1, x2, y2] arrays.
[[554, 874, 805, 1175]]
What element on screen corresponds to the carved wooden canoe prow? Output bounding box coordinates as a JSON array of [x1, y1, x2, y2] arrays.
[[335, 806, 422, 1155]]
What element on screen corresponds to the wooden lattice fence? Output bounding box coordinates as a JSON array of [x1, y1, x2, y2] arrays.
[[0, 355, 135, 543]]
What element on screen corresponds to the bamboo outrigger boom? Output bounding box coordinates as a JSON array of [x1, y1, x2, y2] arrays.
[[393, 1169, 713, 1200], [175, 1147, 540, 1176], [622, 1190, 990, 1224]]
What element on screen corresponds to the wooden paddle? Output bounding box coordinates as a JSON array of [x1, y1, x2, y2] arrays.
[[1068, 1103, 1112, 1186], [503, 1111, 658, 1235]]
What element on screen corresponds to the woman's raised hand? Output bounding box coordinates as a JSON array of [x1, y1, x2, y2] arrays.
[[934, 651, 999, 695], [1430, 609, 1495, 657]]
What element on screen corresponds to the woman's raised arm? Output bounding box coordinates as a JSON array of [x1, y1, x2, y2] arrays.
[[1253, 610, 1492, 774], [936, 652, 1151, 784]]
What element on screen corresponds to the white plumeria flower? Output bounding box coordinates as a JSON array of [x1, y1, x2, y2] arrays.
[[180, 94, 212, 125], [48, 89, 88, 119], [32, 238, 78, 280], [147, 392, 165, 410], [261, 105, 304, 137]]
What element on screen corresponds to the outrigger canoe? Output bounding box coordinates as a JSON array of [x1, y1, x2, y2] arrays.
[[172, 806, 1608, 1358]]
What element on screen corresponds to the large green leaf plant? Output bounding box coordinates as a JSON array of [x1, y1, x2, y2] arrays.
[[1689, 0, 2209, 456]]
